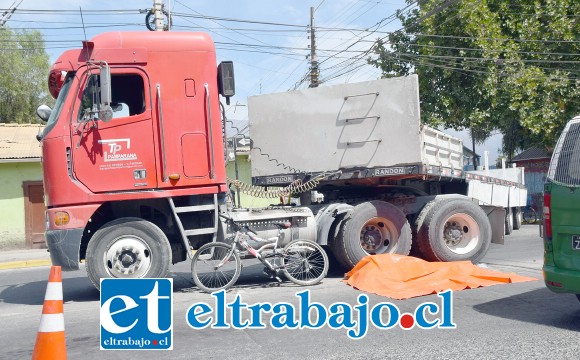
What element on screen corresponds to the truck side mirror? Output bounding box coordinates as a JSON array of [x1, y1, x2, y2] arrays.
[[99, 64, 113, 122], [36, 104, 52, 123], [218, 61, 235, 105]]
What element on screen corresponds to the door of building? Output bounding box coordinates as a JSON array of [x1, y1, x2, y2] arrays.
[[23, 181, 46, 249]]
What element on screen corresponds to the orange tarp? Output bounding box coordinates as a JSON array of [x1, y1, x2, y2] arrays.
[[344, 254, 537, 300]]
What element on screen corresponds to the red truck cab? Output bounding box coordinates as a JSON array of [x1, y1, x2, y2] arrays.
[[38, 32, 234, 288]]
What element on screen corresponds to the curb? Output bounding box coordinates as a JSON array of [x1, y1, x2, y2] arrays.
[[0, 259, 52, 270]]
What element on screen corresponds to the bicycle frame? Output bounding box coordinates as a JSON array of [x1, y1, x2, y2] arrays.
[[217, 225, 284, 274]]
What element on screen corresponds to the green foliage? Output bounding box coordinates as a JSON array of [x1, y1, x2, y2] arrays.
[[0, 27, 52, 124], [369, 0, 579, 159]]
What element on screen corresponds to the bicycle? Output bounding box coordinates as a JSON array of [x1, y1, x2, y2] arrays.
[[522, 205, 538, 224], [191, 214, 329, 293]]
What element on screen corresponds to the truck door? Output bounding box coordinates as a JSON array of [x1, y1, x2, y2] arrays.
[[70, 68, 158, 193]]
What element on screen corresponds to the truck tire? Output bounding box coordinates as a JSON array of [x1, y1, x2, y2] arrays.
[[411, 199, 439, 259], [416, 198, 491, 263], [85, 218, 172, 290], [332, 201, 412, 270], [505, 208, 513, 235], [513, 207, 522, 230]]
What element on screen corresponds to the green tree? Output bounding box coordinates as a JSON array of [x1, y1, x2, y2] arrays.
[[369, 0, 579, 160], [0, 27, 52, 124]]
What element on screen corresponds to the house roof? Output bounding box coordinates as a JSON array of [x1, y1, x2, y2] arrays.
[[512, 147, 550, 162], [462, 145, 480, 158], [0, 124, 43, 161]]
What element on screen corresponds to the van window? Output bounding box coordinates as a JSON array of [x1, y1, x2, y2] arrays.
[[547, 117, 580, 187]]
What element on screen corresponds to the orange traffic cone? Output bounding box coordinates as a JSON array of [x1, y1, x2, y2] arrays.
[[32, 266, 67, 360]]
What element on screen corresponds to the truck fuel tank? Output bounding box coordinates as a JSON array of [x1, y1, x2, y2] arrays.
[[220, 207, 317, 248]]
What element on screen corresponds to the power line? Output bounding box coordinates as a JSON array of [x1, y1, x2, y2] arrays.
[[171, 11, 307, 29], [0, 0, 23, 27], [0, 8, 142, 14], [175, 0, 296, 54], [388, 52, 580, 64], [359, 39, 580, 58], [317, 1, 418, 68], [387, 52, 578, 81], [0, 23, 142, 30]]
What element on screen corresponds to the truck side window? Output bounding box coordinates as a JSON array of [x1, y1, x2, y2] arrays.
[[111, 74, 145, 118], [78, 73, 145, 121]]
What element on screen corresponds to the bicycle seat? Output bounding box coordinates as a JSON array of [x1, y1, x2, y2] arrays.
[[272, 222, 291, 229]]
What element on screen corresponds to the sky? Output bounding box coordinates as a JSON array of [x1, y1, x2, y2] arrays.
[[0, 0, 503, 162]]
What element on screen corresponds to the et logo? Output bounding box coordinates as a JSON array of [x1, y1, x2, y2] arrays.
[[100, 278, 173, 350]]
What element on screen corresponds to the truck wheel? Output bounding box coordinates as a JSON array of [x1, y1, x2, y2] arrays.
[[505, 208, 513, 235], [85, 218, 172, 290], [513, 207, 522, 230], [416, 199, 491, 263], [332, 201, 412, 269]]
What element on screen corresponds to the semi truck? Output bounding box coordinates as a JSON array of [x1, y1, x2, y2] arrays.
[[36, 31, 526, 289], [247, 75, 527, 269]]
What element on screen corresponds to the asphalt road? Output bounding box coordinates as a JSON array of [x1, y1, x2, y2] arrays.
[[1, 225, 579, 360]]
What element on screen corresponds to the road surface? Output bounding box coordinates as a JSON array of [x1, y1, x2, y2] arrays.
[[1, 225, 578, 359]]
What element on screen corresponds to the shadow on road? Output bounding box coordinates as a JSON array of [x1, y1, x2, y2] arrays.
[[0, 276, 99, 305], [0, 253, 347, 303], [474, 288, 580, 331], [176, 257, 346, 294]]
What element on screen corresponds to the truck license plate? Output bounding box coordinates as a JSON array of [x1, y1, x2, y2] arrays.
[[573, 236, 580, 250]]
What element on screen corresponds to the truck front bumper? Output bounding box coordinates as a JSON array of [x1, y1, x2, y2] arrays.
[[46, 228, 84, 271], [543, 265, 580, 294]]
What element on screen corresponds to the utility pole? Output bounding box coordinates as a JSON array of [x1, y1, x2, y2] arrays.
[[154, 0, 164, 32], [309, 6, 319, 88]]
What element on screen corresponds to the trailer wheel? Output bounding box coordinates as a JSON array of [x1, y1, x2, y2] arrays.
[[332, 201, 411, 269], [513, 207, 522, 230], [85, 218, 172, 290], [416, 199, 491, 263], [505, 208, 513, 235]]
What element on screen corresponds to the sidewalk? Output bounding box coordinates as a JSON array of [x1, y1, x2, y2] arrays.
[[0, 248, 52, 270]]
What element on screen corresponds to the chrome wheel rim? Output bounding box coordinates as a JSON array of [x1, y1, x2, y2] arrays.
[[104, 235, 152, 278], [359, 217, 398, 254], [442, 213, 480, 255]]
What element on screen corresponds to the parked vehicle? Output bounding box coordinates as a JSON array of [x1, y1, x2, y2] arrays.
[[36, 32, 527, 290], [543, 115, 580, 302], [37, 32, 319, 290]]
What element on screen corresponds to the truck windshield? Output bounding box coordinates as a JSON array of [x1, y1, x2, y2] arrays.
[[40, 72, 75, 140]]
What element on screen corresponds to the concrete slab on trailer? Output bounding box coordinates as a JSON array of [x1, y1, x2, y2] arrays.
[[248, 75, 424, 177]]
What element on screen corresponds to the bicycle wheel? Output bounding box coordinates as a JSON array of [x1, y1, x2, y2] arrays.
[[191, 242, 241, 293], [282, 240, 329, 286]]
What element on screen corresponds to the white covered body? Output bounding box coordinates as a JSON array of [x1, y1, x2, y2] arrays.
[[467, 168, 528, 208]]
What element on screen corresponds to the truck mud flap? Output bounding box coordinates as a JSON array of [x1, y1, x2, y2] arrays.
[[46, 228, 84, 270], [481, 206, 505, 245]]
